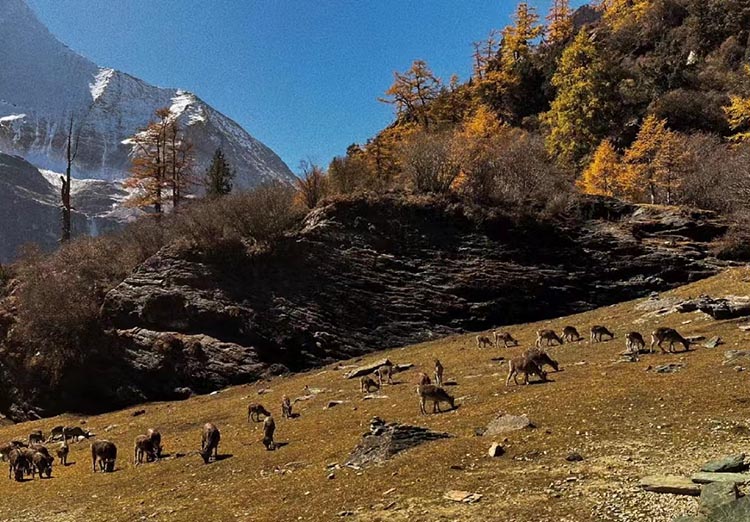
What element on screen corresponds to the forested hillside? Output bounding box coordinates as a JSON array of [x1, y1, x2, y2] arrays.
[[303, 0, 750, 217]]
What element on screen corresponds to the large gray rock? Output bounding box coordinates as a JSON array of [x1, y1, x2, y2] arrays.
[[484, 413, 534, 436], [700, 481, 738, 514], [701, 454, 747, 473]]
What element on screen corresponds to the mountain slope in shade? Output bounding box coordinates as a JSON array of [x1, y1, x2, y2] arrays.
[[0, 153, 127, 263], [0, 0, 295, 187]]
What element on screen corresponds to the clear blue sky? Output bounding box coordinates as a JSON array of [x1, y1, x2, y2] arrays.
[[28, 0, 587, 173]]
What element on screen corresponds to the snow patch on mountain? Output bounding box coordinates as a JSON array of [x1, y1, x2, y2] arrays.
[[90, 68, 115, 102]]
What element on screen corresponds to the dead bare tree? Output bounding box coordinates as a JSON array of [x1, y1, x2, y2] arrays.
[[61, 116, 81, 242]]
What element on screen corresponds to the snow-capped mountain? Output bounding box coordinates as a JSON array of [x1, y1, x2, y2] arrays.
[[0, 0, 295, 187]]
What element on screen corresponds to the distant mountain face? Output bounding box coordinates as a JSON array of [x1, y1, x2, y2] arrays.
[[0, 0, 295, 188], [0, 153, 127, 263]]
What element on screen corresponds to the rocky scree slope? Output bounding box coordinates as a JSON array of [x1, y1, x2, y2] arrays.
[[61, 196, 732, 416]]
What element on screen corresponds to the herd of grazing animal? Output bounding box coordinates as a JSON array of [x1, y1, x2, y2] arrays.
[[1, 392, 298, 482], [469, 325, 695, 388], [0, 315, 697, 484]]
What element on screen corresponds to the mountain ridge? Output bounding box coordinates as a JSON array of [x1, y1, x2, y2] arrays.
[[0, 0, 295, 187]]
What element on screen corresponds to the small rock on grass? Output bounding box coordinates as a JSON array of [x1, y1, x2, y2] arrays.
[[566, 452, 584, 462], [444, 490, 482, 503]]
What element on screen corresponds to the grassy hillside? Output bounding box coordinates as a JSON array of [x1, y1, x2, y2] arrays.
[[2, 268, 750, 521]]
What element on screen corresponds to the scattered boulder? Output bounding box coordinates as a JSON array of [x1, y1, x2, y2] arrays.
[[488, 443, 505, 458], [700, 481, 739, 514], [701, 454, 747, 473], [639, 475, 701, 496], [566, 452, 584, 462], [345, 418, 450, 469], [704, 337, 723, 349], [484, 413, 534, 436]]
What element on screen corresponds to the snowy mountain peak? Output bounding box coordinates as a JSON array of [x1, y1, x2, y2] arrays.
[[0, 0, 294, 187]]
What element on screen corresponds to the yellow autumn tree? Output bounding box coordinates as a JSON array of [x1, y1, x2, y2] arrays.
[[501, 2, 544, 66], [598, 0, 650, 30], [543, 29, 618, 168], [546, 0, 574, 45], [623, 115, 686, 204], [380, 60, 441, 130], [577, 140, 623, 197], [725, 66, 750, 143]]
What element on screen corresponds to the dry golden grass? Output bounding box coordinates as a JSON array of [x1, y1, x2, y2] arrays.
[[3, 268, 750, 521]]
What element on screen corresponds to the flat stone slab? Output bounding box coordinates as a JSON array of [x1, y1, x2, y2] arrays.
[[691, 472, 750, 485], [443, 490, 482, 503], [704, 337, 722, 349], [701, 454, 747, 473], [484, 413, 534, 436], [639, 475, 701, 496]]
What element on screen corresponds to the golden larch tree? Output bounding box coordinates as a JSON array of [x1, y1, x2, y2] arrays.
[[577, 139, 623, 197], [623, 115, 686, 204], [546, 0, 574, 45], [380, 60, 441, 130]]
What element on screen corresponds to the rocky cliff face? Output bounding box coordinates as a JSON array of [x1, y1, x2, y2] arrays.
[[62, 196, 728, 416], [0, 0, 294, 188]]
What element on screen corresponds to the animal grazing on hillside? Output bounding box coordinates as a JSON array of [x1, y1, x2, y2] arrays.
[[146, 428, 162, 458], [56, 438, 69, 466], [91, 440, 117, 473], [434, 359, 444, 387], [48, 426, 91, 443], [281, 396, 293, 419], [32, 450, 53, 479], [417, 384, 455, 415], [360, 375, 379, 393], [625, 331, 646, 355], [523, 348, 559, 372], [506, 356, 548, 386], [377, 364, 394, 386], [7, 448, 31, 481], [494, 331, 518, 348], [248, 403, 271, 423], [28, 430, 44, 444], [134, 435, 156, 465], [650, 327, 690, 353], [476, 335, 494, 348], [590, 325, 615, 343], [562, 326, 582, 342], [415, 372, 431, 386], [200, 423, 221, 464], [0, 440, 27, 462], [262, 415, 276, 451], [536, 329, 563, 347]]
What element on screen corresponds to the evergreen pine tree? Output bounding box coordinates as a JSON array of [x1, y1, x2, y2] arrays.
[[204, 148, 234, 197]]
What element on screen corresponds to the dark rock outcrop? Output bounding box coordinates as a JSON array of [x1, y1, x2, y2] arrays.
[[345, 417, 451, 468], [102, 197, 731, 377]]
